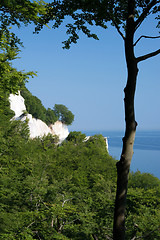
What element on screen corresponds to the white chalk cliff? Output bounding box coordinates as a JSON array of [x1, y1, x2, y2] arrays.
[[9, 91, 69, 143]]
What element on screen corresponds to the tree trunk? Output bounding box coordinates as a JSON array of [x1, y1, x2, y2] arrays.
[[113, 1, 138, 239], [113, 63, 138, 240]]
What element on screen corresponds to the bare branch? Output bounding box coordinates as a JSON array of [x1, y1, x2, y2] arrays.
[[134, 35, 160, 46], [137, 48, 160, 62], [112, 20, 125, 40], [36, 232, 42, 240], [131, 237, 136, 240], [51, 218, 54, 228], [92, 234, 99, 240], [107, 12, 125, 40], [62, 198, 73, 207], [105, 234, 113, 240], [135, 0, 158, 30], [26, 221, 35, 228]]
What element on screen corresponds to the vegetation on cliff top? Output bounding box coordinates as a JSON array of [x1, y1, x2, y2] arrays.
[[21, 86, 74, 125]]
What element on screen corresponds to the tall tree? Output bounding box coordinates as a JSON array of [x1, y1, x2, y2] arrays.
[[36, 0, 160, 239]]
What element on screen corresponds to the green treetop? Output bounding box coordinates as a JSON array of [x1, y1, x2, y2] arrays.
[[54, 104, 74, 125]]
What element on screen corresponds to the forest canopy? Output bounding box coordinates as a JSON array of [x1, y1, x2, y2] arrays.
[[0, 103, 160, 239]]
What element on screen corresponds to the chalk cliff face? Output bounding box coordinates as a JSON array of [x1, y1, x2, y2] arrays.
[[9, 92, 108, 149], [9, 92, 69, 143], [49, 121, 69, 143], [9, 91, 26, 119]]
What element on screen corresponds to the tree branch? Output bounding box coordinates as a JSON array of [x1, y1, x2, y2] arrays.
[[137, 48, 160, 62], [134, 35, 160, 46], [92, 234, 99, 240], [105, 234, 113, 240], [135, 0, 158, 30], [107, 12, 125, 40], [112, 20, 125, 40], [62, 198, 73, 207], [27, 221, 35, 228]]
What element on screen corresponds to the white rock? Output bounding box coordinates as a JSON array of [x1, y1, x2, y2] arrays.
[[20, 114, 52, 139], [9, 91, 26, 119], [50, 121, 69, 143], [84, 136, 90, 142], [9, 92, 69, 142], [104, 137, 109, 152]]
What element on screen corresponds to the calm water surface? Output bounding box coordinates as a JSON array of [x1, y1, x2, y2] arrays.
[[82, 130, 160, 179]]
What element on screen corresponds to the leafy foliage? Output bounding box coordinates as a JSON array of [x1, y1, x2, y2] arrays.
[[129, 171, 160, 190], [36, 0, 160, 48], [126, 175, 160, 239], [0, 32, 35, 97], [21, 86, 74, 125], [0, 0, 46, 49], [45, 107, 58, 125], [21, 86, 48, 121], [0, 31, 35, 137], [54, 104, 74, 125], [0, 121, 116, 239], [67, 131, 86, 143], [0, 114, 160, 239]]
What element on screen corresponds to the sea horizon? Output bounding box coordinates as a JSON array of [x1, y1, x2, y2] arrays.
[[80, 129, 160, 179]]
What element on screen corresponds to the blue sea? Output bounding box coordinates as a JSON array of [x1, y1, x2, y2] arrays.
[[82, 130, 160, 179]]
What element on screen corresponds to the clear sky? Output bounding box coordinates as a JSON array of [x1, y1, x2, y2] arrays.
[[12, 12, 160, 132]]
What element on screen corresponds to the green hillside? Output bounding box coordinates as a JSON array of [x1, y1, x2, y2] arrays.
[[0, 86, 160, 239]]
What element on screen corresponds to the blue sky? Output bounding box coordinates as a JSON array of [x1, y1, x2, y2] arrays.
[[13, 12, 160, 131]]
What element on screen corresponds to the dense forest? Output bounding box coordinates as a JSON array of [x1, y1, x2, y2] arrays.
[[0, 73, 160, 239]]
